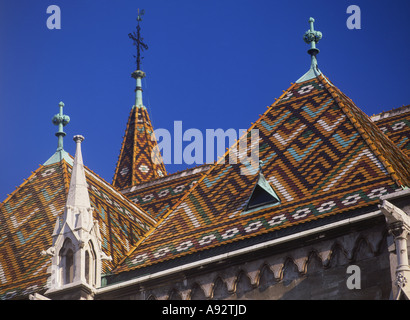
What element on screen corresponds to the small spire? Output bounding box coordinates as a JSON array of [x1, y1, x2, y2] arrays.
[[66, 135, 91, 209], [303, 17, 322, 70], [51, 101, 70, 151]]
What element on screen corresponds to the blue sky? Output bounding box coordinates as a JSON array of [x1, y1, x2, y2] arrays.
[[1, 0, 410, 201]]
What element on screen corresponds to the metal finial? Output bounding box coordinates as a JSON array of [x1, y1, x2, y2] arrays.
[[52, 101, 70, 151], [73, 135, 85, 143], [303, 17, 322, 68], [128, 9, 148, 71]]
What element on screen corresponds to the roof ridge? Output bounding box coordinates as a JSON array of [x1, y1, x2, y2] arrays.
[[112, 81, 298, 271], [318, 73, 410, 187], [371, 104, 410, 122], [112, 107, 135, 187]]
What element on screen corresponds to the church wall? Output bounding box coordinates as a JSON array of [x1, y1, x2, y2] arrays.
[[96, 220, 392, 300]]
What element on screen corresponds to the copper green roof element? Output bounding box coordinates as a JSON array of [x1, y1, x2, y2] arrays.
[[43, 102, 73, 166], [296, 17, 323, 83], [132, 70, 146, 109]]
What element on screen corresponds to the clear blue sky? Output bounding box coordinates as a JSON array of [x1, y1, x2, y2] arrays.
[[1, 0, 410, 201]]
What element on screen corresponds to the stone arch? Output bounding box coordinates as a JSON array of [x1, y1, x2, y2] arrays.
[[280, 258, 299, 286], [190, 283, 207, 300], [234, 270, 253, 298], [211, 276, 230, 300], [258, 263, 276, 292], [304, 251, 323, 275], [329, 242, 350, 268], [352, 237, 374, 262], [168, 288, 182, 300], [146, 293, 157, 300]]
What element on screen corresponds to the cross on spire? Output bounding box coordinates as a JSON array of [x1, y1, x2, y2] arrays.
[[128, 9, 148, 71]]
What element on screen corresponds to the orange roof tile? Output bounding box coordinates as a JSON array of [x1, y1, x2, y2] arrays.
[[113, 106, 167, 190], [372, 106, 410, 158]]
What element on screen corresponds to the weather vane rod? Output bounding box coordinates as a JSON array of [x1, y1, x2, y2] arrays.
[[128, 9, 148, 71]]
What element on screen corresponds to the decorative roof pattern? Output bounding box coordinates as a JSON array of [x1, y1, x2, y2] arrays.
[[113, 74, 410, 274], [113, 106, 167, 190], [0, 157, 156, 299], [372, 106, 410, 158], [122, 164, 211, 220]]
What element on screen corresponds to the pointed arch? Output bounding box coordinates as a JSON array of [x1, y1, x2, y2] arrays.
[[234, 270, 253, 298], [352, 237, 374, 262], [304, 251, 323, 275], [258, 263, 276, 292], [190, 283, 206, 300], [168, 288, 182, 300], [59, 238, 75, 285], [146, 293, 157, 300], [329, 242, 350, 268], [280, 257, 299, 286], [211, 276, 230, 300]]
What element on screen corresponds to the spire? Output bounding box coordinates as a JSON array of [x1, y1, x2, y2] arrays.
[[66, 135, 91, 209], [113, 11, 167, 189], [44, 101, 72, 165], [296, 17, 323, 83], [44, 135, 110, 298]]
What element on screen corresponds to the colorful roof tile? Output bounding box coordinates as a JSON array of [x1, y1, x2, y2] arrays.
[[122, 164, 211, 220], [372, 105, 410, 158], [113, 73, 410, 274], [0, 154, 156, 299], [113, 104, 167, 189]]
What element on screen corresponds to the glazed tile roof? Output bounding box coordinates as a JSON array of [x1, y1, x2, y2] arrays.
[[0, 157, 156, 299], [113, 105, 167, 189], [122, 164, 212, 220], [372, 105, 410, 158], [113, 73, 410, 275]]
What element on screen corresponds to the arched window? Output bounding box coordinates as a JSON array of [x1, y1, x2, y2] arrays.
[[85, 251, 90, 284], [59, 238, 74, 285], [88, 241, 97, 286]]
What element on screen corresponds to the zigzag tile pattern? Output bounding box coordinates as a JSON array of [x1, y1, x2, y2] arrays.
[[115, 75, 409, 273], [0, 159, 156, 299], [123, 165, 210, 220], [373, 108, 410, 158], [113, 106, 167, 190]]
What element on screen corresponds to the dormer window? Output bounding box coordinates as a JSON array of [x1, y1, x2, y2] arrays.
[[245, 164, 280, 211]]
